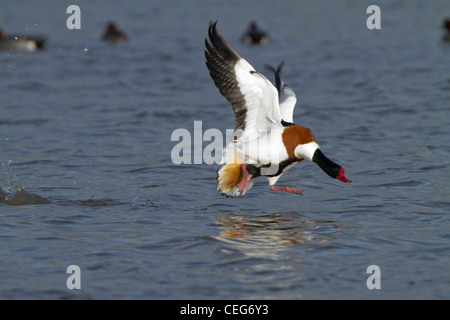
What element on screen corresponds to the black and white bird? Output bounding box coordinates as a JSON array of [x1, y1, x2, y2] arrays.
[[205, 22, 351, 197]]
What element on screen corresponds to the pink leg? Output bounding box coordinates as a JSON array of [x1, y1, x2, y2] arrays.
[[269, 185, 303, 195], [237, 164, 252, 193]]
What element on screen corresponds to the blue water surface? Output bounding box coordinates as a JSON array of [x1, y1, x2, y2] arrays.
[[0, 0, 449, 299]]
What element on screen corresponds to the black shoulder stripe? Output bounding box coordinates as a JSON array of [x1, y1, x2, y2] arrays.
[[281, 119, 294, 127]]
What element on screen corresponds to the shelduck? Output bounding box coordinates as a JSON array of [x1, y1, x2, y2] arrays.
[[205, 22, 351, 197]]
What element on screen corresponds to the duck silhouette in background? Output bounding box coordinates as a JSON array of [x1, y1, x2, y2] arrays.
[[241, 21, 269, 45], [443, 18, 450, 42], [101, 22, 128, 43], [0, 28, 46, 51]]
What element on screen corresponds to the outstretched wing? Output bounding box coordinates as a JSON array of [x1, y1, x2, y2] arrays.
[[205, 22, 282, 140], [265, 61, 297, 123]]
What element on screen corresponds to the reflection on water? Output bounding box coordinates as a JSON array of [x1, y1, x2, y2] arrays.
[[215, 212, 331, 252]]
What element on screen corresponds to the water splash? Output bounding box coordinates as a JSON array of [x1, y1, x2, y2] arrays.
[[1, 160, 19, 194], [0, 161, 51, 205]]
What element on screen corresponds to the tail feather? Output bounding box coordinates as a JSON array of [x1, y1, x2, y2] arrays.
[[216, 157, 254, 197]]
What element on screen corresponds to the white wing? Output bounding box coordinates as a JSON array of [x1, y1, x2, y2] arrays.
[[205, 22, 283, 141]]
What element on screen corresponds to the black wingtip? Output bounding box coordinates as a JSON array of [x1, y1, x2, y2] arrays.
[[205, 21, 217, 60], [208, 20, 218, 38], [205, 21, 241, 63], [276, 61, 285, 74], [206, 21, 220, 51], [265, 61, 286, 94]]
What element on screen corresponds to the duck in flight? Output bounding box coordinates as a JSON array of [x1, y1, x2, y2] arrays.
[[205, 22, 351, 197]]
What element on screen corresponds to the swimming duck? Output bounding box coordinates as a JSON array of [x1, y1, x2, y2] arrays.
[[101, 22, 128, 43], [0, 28, 45, 51], [443, 18, 450, 42], [205, 22, 351, 197], [241, 21, 269, 45]]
